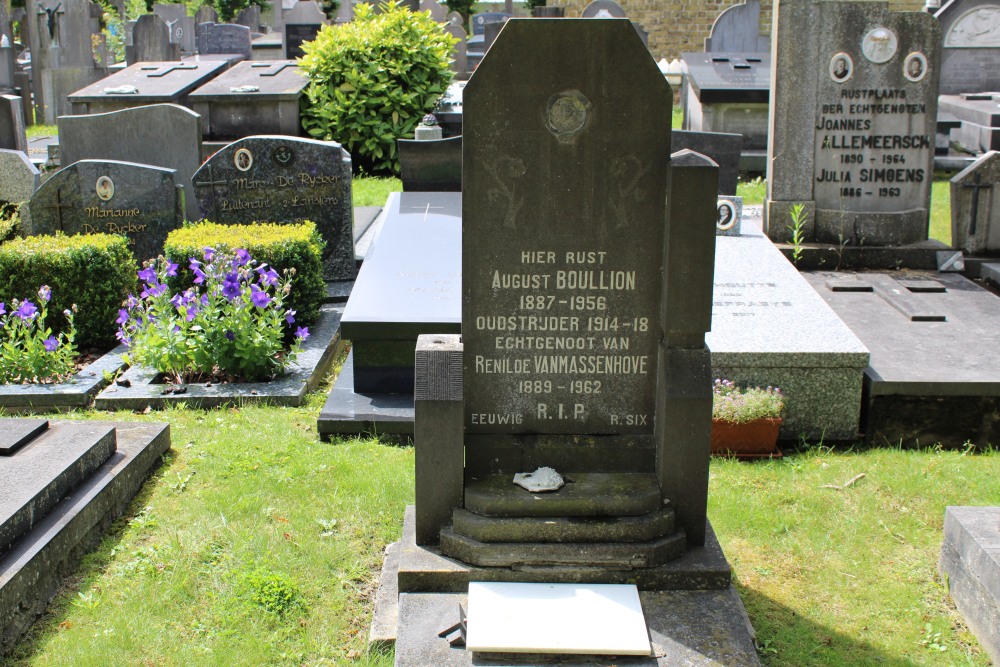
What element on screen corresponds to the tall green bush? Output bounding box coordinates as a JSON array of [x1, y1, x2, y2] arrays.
[[0, 234, 137, 350], [299, 1, 457, 175]]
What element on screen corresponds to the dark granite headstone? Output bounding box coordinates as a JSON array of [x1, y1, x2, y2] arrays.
[[951, 150, 1000, 254], [196, 22, 252, 60], [704, 0, 769, 53], [189, 61, 307, 140], [127, 13, 180, 64], [283, 0, 325, 59], [67, 60, 229, 114], [470, 11, 510, 35], [0, 148, 40, 202], [0, 93, 26, 153], [673, 129, 742, 195], [58, 103, 203, 220], [192, 136, 355, 280], [766, 0, 941, 246], [23, 159, 183, 262], [681, 51, 770, 151], [398, 136, 462, 192]]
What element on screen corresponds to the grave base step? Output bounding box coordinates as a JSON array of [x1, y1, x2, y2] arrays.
[[464, 472, 661, 518], [451, 506, 675, 544], [439, 527, 687, 569]]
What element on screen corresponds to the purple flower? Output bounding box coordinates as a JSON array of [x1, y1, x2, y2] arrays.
[[225, 330, 235, 341], [185, 306, 199, 322], [200, 294, 209, 307], [204, 247, 215, 262], [138, 266, 157, 284], [170, 293, 185, 309], [165, 261, 179, 277], [192, 267, 207, 284], [222, 280, 242, 300], [16, 300, 37, 320], [233, 248, 251, 267], [115, 329, 131, 346], [37, 285, 51, 303], [259, 267, 279, 287], [295, 326, 310, 341], [141, 281, 167, 299], [189, 258, 202, 271], [250, 284, 271, 308], [43, 336, 59, 352], [116, 308, 129, 325], [0, 302, 5, 316], [285, 309, 296, 325]]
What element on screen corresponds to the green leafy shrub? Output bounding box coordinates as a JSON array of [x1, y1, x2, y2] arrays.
[[0, 286, 78, 384], [237, 567, 306, 616], [444, 0, 474, 23], [0, 234, 137, 350], [299, 1, 457, 175], [0, 203, 20, 244], [163, 221, 326, 327], [212, 0, 263, 22]]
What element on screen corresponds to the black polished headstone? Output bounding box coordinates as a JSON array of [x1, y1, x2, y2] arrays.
[[398, 136, 462, 192], [192, 135, 355, 280], [682, 52, 770, 104], [23, 159, 182, 262], [673, 129, 741, 195], [197, 22, 252, 60]]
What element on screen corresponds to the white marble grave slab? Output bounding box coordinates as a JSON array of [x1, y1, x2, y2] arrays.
[[465, 582, 651, 656]]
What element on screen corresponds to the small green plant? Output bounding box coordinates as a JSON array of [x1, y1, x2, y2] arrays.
[[713, 378, 784, 424], [788, 203, 806, 265], [299, 1, 457, 174], [919, 623, 947, 652], [0, 285, 78, 384], [238, 567, 305, 616], [116, 248, 308, 384]]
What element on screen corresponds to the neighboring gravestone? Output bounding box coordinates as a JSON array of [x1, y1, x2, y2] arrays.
[[197, 22, 252, 60], [445, 22, 468, 76], [951, 150, 1000, 254], [936, 0, 1000, 95], [420, 0, 448, 22], [195, 4, 217, 25], [127, 13, 180, 64], [681, 52, 770, 152], [704, 0, 769, 52], [283, 1, 325, 59], [398, 136, 461, 191], [673, 129, 742, 195], [192, 136, 356, 280], [939, 93, 1000, 154], [23, 159, 183, 262], [0, 93, 26, 153], [188, 61, 307, 140], [581, 0, 627, 17], [153, 4, 197, 54], [57, 103, 203, 220], [766, 0, 940, 246], [0, 149, 40, 202], [234, 5, 260, 32]]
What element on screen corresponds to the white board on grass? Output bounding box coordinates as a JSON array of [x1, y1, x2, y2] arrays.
[[465, 582, 652, 656]]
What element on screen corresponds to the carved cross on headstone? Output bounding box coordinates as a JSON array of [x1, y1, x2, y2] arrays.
[[401, 201, 446, 222], [251, 62, 298, 77], [192, 164, 227, 218], [41, 188, 72, 230], [962, 171, 992, 237], [142, 63, 198, 78]]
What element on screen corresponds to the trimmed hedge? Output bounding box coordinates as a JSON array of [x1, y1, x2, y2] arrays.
[[299, 1, 457, 175], [0, 233, 137, 350], [163, 221, 326, 327]]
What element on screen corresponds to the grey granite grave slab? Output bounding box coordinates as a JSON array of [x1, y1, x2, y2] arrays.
[[0, 148, 39, 202], [23, 159, 182, 263], [708, 221, 869, 441], [936, 0, 1000, 95], [682, 52, 770, 151], [58, 104, 203, 220], [804, 270, 1000, 446], [766, 0, 940, 246], [192, 135, 356, 280], [67, 60, 229, 115], [0, 419, 47, 455], [0, 422, 116, 554], [197, 23, 252, 60], [94, 304, 343, 409], [0, 420, 169, 655], [939, 506, 1000, 664], [317, 351, 416, 440], [951, 150, 1000, 254], [0, 346, 127, 413], [188, 60, 306, 140]]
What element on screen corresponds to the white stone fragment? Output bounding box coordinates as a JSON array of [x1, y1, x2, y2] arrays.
[[512, 466, 564, 492]]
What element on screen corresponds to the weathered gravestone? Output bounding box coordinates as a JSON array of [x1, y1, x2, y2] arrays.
[[196, 22, 252, 60], [192, 136, 356, 280], [67, 60, 228, 115], [194, 4, 217, 25], [385, 18, 759, 666], [704, 0, 769, 53], [939, 92, 1000, 154], [0, 94, 26, 153], [420, 0, 448, 23], [581, 0, 627, 17], [234, 5, 260, 32], [154, 5, 197, 54], [765, 0, 940, 246], [0, 149, 40, 203], [23, 159, 183, 262], [57, 103, 203, 220], [126, 13, 180, 64], [951, 150, 1000, 254], [283, 1, 325, 59], [189, 61, 307, 140], [935, 0, 1000, 95], [445, 22, 468, 76]]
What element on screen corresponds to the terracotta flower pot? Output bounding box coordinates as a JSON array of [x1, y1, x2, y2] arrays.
[[711, 417, 782, 458]]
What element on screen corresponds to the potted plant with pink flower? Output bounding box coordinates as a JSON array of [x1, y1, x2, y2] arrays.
[[711, 378, 785, 458]]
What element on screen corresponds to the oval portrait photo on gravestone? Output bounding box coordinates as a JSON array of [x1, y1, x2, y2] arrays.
[[829, 52, 853, 83], [904, 52, 927, 82], [95, 175, 115, 202], [717, 200, 736, 231], [234, 148, 253, 172]]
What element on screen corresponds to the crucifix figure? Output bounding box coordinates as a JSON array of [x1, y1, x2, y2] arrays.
[[962, 171, 993, 237], [39, 2, 63, 44]]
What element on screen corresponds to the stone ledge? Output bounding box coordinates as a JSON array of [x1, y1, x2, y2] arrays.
[[0, 346, 127, 413], [94, 304, 343, 410]]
